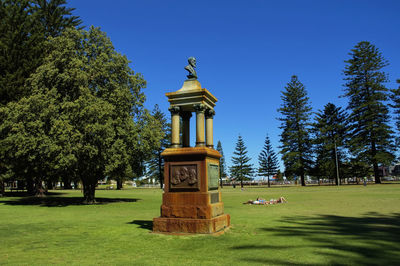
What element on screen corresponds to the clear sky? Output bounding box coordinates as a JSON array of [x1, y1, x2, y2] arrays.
[[68, 0, 400, 176]]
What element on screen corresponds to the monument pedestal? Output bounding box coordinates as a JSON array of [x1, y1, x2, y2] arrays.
[[153, 147, 230, 235], [152, 65, 229, 235]]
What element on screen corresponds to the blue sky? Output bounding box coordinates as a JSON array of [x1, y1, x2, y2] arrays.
[[68, 0, 400, 175]]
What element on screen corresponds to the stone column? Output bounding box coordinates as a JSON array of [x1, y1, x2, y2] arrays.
[[205, 109, 215, 149], [181, 111, 192, 147], [169, 106, 181, 148], [194, 104, 206, 147]]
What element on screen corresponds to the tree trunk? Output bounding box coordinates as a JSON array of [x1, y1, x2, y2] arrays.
[[158, 154, 163, 189], [301, 174, 306, 186], [117, 179, 123, 190], [62, 176, 72, 189], [15, 180, 22, 191], [26, 177, 35, 195], [46, 180, 54, 190], [35, 178, 45, 197], [373, 162, 381, 184], [267, 176, 270, 188], [371, 139, 381, 184], [220, 177, 223, 188], [83, 181, 96, 204], [0, 179, 4, 197], [240, 180, 243, 188]]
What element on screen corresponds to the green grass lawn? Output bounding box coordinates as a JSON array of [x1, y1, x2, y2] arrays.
[[1, 184, 399, 265]]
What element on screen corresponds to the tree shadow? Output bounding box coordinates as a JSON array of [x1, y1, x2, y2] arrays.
[[128, 220, 153, 231], [0, 196, 140, 207], [3, 191, 67, 197], [232, 212, 400, 265]]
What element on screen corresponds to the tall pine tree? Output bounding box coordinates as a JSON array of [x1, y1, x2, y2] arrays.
[[312, 103, 348, 185], [147, 104, 170, 188], [0, 0, 42, 105], [258, 135, 279, 187], [33, 0, 82, 38], [230, 135, 254, 188], [216, 140, 227, 188], [343, 41, 395, 183], [278, 75, 313, 186], [390, 79, 400, 148], [0, 0, 82, 105]]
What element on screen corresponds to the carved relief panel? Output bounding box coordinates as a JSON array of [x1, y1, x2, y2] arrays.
[[169, 163, 200, 191]]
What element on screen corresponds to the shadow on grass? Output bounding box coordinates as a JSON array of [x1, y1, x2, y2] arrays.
[[3, 191, 67, 197], [128, 220, 153, 231], [232, 212, 400, 265], [0, 196, 140, 207]]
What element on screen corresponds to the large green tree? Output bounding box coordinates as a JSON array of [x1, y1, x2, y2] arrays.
[[230, 135, 254, 188], [343, 41, 395, 183], [0, 88, 62, 196], [0, 0, 82, 193], [146, 104, 170, 189], [258, 135, 279, 187], [278, 75, 313, 186], [216, 140, 227, 187], [1, 27, 162, 202], [312, 103, 348, 185]]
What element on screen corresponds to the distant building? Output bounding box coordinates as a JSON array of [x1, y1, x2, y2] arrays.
[[390, 163, 400, 176], [378, 166, 390, 177]]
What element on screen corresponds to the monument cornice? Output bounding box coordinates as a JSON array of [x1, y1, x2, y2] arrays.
[[161, 147, 222, 159], [165, 80, 217, 112]]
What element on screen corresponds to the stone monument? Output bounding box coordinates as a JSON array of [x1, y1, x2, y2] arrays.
[[152, 57, 230, 235]]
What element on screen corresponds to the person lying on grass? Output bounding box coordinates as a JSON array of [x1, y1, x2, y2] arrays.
[[243, 197, 287, 205]]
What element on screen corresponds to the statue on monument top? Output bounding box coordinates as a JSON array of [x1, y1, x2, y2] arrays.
[[184, 57, 197, 80]]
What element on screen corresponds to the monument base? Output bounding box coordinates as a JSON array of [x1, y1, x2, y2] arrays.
[[153, 214, 230, 235], [152, 147, 230, 235]]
